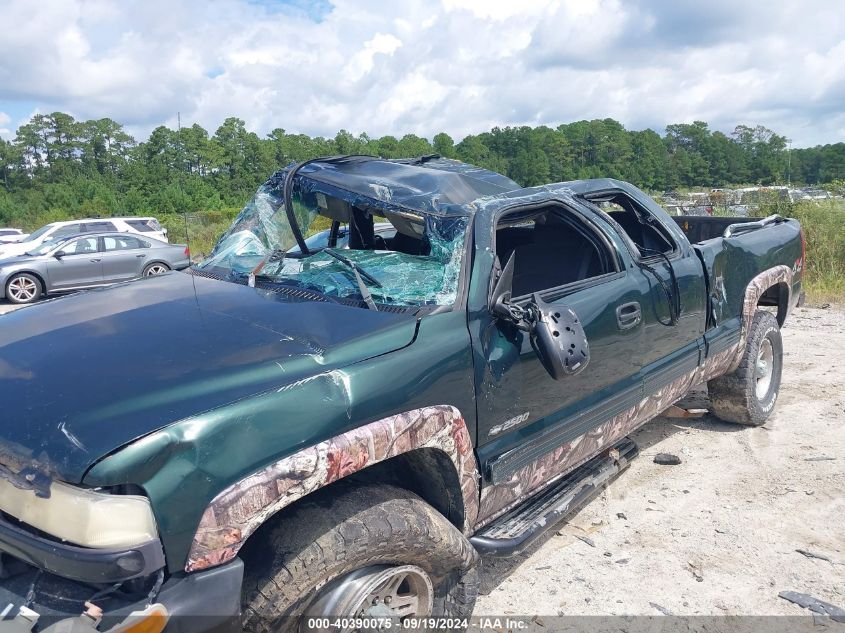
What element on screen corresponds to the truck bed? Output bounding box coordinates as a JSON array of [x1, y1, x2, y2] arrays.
[[672, 215, 759, 243]]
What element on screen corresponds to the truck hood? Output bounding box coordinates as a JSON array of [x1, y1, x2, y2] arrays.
[[0, 272, 418, 484]]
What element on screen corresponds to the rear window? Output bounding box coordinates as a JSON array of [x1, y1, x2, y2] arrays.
[[0, 229, 20, 236], [126, 219, 162, 233]]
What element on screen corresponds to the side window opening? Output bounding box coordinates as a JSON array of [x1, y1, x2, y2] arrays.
[[495, 207, 617, 298], [126, 219, 157, 233], [84, 221, 118, 233], [104, 236, 143, 251], [62, 237, 99, 255], [587, 193, 675, 257], [50, 224, 83, 240]]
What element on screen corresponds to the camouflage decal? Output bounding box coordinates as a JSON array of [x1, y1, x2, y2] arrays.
[[731, 265, 792, 373], [476, 266, 792, 527], [186, 405, 478, 572], [476, 366, 700, 526]]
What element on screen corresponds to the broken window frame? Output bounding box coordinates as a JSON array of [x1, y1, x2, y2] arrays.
[[197, 166, 473, 311]]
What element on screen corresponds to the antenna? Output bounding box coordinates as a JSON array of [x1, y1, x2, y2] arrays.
[[177, 111, 192, 260], [177, 111, 201, 308]]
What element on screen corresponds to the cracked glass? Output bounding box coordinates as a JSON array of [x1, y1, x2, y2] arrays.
[[197, 180, 469, 307]]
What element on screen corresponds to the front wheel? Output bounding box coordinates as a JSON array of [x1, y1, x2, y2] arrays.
[[241, 483, 480, 633], [708, 310, 783, 426], [6, 273, 42, 304], [143, 262, 170, 277]]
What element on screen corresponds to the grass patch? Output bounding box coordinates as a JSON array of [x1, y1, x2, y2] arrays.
[[784, 200, 845, 303], [752, 198, 845, 303]]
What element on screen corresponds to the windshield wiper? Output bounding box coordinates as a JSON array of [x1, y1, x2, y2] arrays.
[[323, 248, 382, 310], [248, 249, 286, 287], [322, 249, 383, 288]]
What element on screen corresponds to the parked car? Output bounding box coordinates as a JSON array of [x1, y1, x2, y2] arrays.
[[0, 232, 190, 304], [0, 216, 168, 258], [285, 221, 396, 255], [0, 228, 28, 243], [0, 156, 804, 631]]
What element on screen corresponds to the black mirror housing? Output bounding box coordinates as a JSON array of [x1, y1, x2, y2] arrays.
[[489, 253, 591, 380], [529, 293, 590, 379], [54, 251, 66, 259]]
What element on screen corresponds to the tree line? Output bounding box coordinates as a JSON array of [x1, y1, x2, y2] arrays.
[[1, 112, 843, 228]]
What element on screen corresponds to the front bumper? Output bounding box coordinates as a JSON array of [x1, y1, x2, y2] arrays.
[[0, 512, 165, 584], [0, 555, 244, 633], [0, 514, 243, 632]]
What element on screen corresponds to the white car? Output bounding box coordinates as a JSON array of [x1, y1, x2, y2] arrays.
[[0, 217, 168, 257], [0, 228, 28, 244]]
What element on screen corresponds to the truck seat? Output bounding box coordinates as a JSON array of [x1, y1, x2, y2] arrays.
[[506, 224, 603, 297]]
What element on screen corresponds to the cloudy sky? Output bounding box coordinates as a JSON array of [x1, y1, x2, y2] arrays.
[[0, 0, 843, 147]]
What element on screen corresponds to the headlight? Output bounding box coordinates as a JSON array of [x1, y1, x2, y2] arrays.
[[0, 478, 157, 548]]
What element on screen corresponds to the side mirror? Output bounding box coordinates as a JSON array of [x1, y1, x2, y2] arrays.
[[528, 293, 590, 379], [489, 254, 590, 380], [54, 251, 66, 259]]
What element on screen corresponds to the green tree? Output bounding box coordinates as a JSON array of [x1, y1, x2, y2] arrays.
[[432, 132, 455, 158]]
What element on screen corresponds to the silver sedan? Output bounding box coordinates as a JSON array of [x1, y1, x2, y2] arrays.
[[0, 232, 191, 304]]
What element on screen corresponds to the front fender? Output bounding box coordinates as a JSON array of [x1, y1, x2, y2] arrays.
[[185, 405, 480, 572]]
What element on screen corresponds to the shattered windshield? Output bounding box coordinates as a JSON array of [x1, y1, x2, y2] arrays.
[[196, 178, 469, 308]]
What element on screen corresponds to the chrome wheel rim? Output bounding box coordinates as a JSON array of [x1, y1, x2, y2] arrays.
[[8, 276, 37, 302], [755, 337, 774, 399], [304, 564, 433, 632], [145, 264, 168, 276]]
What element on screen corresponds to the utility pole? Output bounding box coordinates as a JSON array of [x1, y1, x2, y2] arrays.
[[786, 138, 791, 187]]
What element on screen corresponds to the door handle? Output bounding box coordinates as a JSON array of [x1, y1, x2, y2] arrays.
[[90, 258, 101, 263], [616, 301, 641, 330], [136, 254, 146, 258]]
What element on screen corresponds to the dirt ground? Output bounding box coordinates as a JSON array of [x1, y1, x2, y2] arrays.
[[476, 305, 845, 617]]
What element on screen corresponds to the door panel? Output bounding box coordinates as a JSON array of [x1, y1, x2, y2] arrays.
[[100, 236, 149, 282], [473, 271, 645, 522], [45, 237, 103, 289], [636, 254, 707, 373], [587, 189, 708, 382]]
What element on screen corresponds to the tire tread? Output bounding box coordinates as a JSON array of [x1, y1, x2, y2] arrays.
[[708, 310, 782, 426]]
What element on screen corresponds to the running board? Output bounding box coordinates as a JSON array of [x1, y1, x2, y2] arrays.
[[470, 438, 638, 557]]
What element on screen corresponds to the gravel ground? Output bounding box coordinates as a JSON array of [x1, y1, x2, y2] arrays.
[[476, 305, 845, 617]]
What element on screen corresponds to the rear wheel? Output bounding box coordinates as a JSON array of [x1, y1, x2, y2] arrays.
[[6, 273, 42, 304], [143, 262, 170, 276], [241, 483, 479, 633], [709, 310, 783, 426]]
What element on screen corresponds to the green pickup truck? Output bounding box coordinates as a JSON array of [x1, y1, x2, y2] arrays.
[[0, 156, 804, 632]]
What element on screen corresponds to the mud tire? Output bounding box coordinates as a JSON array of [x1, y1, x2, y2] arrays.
[[241, 482, 480, 633], [708, 310, 783, 426]]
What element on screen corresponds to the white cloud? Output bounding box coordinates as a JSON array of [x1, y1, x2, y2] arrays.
[[0, 0, 842, 146], [344, 33, 402, 81], [0, 110, 11, 139]]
